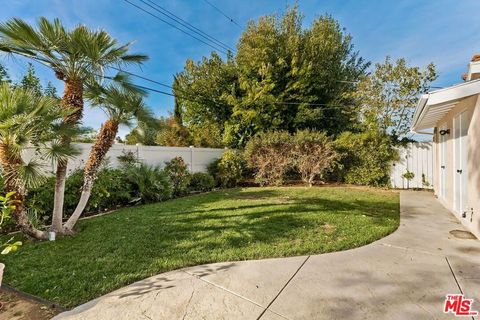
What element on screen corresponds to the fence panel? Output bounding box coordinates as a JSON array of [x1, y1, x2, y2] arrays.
[[25, 141, 432, 188], [390, 142, 433, 189], [23, 143, 226, 175]]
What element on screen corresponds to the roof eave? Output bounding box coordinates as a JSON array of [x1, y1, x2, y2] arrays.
[[411, 94, 429, 132]]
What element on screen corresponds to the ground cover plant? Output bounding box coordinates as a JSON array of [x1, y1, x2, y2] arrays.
[[1, 186, 399, 308]]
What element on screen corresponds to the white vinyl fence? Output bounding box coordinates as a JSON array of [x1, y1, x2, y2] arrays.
[[27, 143, 226, 175], [390, 142, 433, 189], [25, 142, 432, 189]]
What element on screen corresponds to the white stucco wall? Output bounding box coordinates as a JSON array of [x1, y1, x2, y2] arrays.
[[433, 95, 480, 238]]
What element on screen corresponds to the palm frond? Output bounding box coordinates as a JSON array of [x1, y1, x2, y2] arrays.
[[120, 53, 149, 64], [16, 159, 47, 190], [41, 141, 80, 166], [0, 17, 148, 81]]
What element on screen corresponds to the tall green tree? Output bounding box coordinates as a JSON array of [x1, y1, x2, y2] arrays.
[[175, 6, 369, 147], [0, 62, 10, 84], [174, 52, 237, 146], [126, 119, 165, 145], [0, 17, 147, 234], [351, 56, 437, 138], [19, 63, 42, 96], [156, 117, 193, 147], [44, 81, 58, 98], [229, 8, 368, 146]]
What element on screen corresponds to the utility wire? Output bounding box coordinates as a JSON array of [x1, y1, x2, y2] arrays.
[[111, 66, 174, 90], [202, 0, 242, 29], [122, 0, 228, 55], [133, 83, 358, 114], [337, 79, 443, 89], [141, 0, 235, 53], [112, 67, 357, 109], [11, 54, 361, 110]]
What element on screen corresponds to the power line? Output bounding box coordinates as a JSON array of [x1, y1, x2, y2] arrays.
[[202, 0, 242, 29], [141, 0, 235, 53], [111, 67, 174, 90], [122, 0, 228, 55], [273, 101, 354, 107], [112, 67, 358, 109], [9, 54, 361, 111], [131, 83, 176, 97], [134, 83, 357, 113], [336, 79, 444, 89]]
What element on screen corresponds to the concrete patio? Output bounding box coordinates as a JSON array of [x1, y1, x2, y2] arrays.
[[54, 191, 480, 320]]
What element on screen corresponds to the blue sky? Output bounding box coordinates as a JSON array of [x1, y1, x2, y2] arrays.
[[1, 0, 480, 137]]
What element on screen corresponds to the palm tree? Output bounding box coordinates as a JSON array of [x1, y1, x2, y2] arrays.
[[0, 83, 76, 239], [62, 84, 155, 232], [0, 17, 148, 232]]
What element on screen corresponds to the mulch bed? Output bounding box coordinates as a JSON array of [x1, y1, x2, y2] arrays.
[[0, 286, 63, 320]]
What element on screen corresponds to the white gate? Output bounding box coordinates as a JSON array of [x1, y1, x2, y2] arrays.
[[390, 142, 433, 189]]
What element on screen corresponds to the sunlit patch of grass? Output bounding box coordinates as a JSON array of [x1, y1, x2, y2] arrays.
[[1, 186, 399, 308]]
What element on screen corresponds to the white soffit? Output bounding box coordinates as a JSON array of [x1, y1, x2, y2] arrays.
[[411, 79, 480, 131], [467, 61, 480, 81]]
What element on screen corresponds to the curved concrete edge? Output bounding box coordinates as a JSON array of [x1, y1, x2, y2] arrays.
[[54, 191, 480, 319]]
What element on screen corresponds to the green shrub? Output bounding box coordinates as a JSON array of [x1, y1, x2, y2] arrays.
[[334, 131, 398, 186], [27, 167, 133, 222], [88, 168, 133, 210], [124, 164, 172, 203], [244, 131, 293, 186], [207, 158, 221, 184], [117, 150, 139, 167], [26, 164, 173, 224], [402, 170, 415, 189], [210, 150, 246, 187], [402, 171, 415, 181], [26, 177, 56, 225], [0, 192, 15, 230], [292, 130, 337, 187], [0, 192, 22, 254], [164, 157, 191, 196], [189, 172, 215, 192]]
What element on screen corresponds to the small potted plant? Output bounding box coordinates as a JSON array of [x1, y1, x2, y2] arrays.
[[402, 170, 415, 189], [0, 192, 23, 287]]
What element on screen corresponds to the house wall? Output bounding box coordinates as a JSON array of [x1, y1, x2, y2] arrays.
[[467, 96, 480, 237], [433, 95, 480, 238]]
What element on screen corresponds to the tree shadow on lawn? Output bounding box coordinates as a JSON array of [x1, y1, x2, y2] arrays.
[[173, 196, 398, 226], [2, 189, 399, 308], [132, 196, 399, 259]]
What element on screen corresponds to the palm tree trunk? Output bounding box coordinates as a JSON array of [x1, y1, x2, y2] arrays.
[[11, 191, 48, 240], [51, 163, 67, 231], [0, 146, 48, 240], [51, 78, 83, 232], [63, 119, 119, 232]]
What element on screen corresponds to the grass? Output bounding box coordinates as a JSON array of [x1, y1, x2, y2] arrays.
[[1, 186, 399, 308]]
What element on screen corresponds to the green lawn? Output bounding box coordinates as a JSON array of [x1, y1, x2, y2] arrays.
[[1, 187, 399, 308]]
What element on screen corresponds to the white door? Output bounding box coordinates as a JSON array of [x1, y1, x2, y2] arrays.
[[454, 111, 469, 215], [439, 124, 447, 200]]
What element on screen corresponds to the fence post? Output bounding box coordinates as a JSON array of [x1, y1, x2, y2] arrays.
[[189, 145, 194, 173], [135, 143, 141, 164]]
